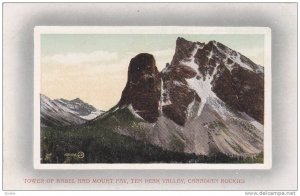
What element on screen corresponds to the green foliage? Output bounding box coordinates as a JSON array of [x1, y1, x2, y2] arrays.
[[169, 135, 185, 152], [231, 152, 264, 163], [129, 121, 147, 139], [41, 125, 198, 163], [207, 121, 229, 135]]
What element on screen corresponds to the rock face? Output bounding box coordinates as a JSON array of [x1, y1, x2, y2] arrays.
[[118, 53, 161, 123], [161, 64, 201, 126], [40, 94, 103, 127], [162, 37, 264, 125]]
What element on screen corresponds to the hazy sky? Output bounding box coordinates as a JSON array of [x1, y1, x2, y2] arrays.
[[41, 34, 264, 110]]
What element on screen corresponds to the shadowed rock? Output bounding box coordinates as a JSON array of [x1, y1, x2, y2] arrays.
[[118, 53, 161, 123]]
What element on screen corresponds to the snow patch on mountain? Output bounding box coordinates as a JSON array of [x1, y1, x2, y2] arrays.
[[128, 104, 145, 120], [180, 44, 202, 75], [159, 79, 172, 111], [80, 111, 103, 120], [186, 62, 220, 116], [186, 97, 196, 118]]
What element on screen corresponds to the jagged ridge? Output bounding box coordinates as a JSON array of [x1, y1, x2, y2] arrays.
[[40, 94, 103, 127]]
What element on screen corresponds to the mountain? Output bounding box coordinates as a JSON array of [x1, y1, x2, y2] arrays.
[[41, 37, 265, 163], [40, 94, 103, 127], [117, 53, 161, 123], [162, 37, 264, 126], [55, 97, 103, 120], [103, 37, 264, 157]]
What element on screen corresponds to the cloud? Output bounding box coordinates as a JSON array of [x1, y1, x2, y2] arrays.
[[108, 49, 174, 71], [152, 49, 175, 57], [42, 50, 119, 66]]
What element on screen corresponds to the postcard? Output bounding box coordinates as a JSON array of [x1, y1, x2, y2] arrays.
[[34, 26, 271, 169]]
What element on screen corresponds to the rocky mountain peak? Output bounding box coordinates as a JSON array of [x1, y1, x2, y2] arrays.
[[171, 37, 205, 65], [118, 53, 161, 123], [72, 97, 83, 102], [118, 38, 264, 126], [163, 38, 264, 125]]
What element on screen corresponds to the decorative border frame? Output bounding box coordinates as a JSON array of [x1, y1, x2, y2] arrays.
[[33, 26, 272, 170]]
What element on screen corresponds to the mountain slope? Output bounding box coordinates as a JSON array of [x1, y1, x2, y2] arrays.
[[40, 94, 103, 127]]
